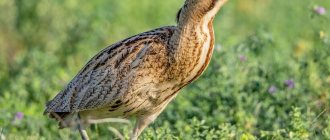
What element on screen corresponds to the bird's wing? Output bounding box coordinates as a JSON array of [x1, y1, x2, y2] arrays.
[[44, 26, 176, 114]]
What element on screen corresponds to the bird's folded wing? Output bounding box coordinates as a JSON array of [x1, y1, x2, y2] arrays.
[[44, 26, 176, 114]]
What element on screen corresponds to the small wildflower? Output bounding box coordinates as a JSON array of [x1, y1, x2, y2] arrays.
[[320, 31, 326, 39], [15, 112, 24, 121], [239, 55, 247, 62], [12, 112, 24, 125], [314, 6, 326, 15], [268, 85, 277, 94], [285, 79, 295, 89], [294, 40, 311, 58]]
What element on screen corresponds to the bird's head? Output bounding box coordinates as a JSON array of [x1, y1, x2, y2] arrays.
[[176, 0, 228, 24]]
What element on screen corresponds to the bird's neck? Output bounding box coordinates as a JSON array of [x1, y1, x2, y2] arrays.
[[168, 17, 215, 82]]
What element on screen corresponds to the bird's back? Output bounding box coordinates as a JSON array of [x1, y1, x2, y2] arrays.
[[44, 26, 178, 126]]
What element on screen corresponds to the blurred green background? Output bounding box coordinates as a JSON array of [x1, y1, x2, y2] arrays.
[[0, 0, 330, 139]]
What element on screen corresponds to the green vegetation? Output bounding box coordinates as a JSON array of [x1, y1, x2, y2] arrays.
[[0, 0, 329, 139]]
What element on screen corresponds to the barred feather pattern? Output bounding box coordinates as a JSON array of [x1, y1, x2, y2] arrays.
[[45, 26, 177, 114], [44, 1, 228, 137]]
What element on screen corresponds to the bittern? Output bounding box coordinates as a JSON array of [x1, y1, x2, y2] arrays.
[[44, 0, 228, 139]]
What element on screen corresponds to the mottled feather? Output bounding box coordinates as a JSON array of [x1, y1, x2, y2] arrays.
[[45, 0, 228, 139], [45, 26, 176, 115]]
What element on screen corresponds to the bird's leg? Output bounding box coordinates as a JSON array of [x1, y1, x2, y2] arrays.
[[78, 125, 89, 140], [130, 114, 159, 140], [130, 97, 176, 140], [77, 114, 89, 140]]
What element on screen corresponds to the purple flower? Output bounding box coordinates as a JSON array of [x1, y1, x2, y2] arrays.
[[12, 112, 24, 125], [285, 79, 295, 89], [15, 112, 24, 121], [268, 85, 277, 94], [239, 55, 247, 62], [314, 6, 326, 15]]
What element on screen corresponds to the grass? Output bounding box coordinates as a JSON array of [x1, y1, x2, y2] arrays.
[[0, 0, 330, 139]]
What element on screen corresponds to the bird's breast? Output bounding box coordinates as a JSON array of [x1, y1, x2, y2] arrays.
[[183, 21, 215, 83]]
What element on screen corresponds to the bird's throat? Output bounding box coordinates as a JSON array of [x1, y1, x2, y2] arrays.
[[169, 19, 215, 83], [184, 20, 215, 83]]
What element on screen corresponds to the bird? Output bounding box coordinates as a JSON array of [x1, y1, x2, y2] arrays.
[[44, 0, 228, 139]]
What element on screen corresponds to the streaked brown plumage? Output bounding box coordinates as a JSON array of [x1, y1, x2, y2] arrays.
[[44, 0, 228, 139]]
